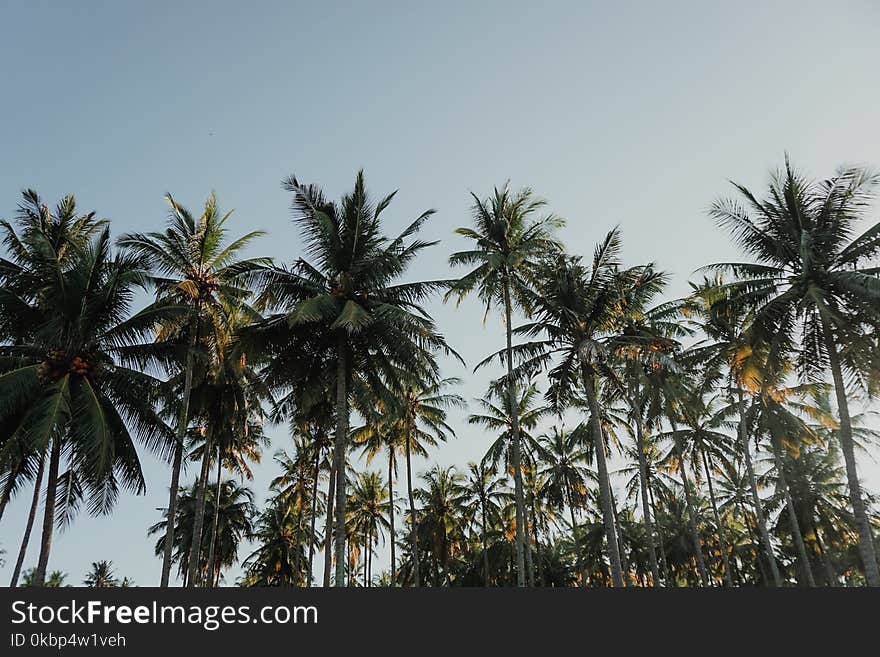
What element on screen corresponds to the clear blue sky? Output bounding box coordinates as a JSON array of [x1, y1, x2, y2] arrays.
[[1, 1, 879, 586]]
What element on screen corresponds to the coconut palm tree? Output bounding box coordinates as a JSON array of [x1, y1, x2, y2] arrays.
[[707, 158, 880, 584], [83, 560, 119, 587], [255, 171, 454, 586], [346, 471, 390, 587], [150, 480, 255, 586], [497, 230, 667, 586], [119, 192, 265, 587], [415, 465, 470, 585], [0, 227, 171, 586], [446, 183, 563, 586], [461, 461, 506, 585]]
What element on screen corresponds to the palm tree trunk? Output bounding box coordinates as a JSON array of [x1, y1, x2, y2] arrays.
[[524, 490, 535, 586], [204, 448, 223, 588], [502, 283, 527, 587], [633, 388, 661, 586], [388, 451, 396, 585], [480, 494, 490, 585], [772, 449, 815, 587], [674, 437, 709, 586], [363, 527, 369, 587], [530, 498, 543, 586], [332, 339, 349, 587], [186, 432, 212, 587], [10, 453, 45, 587], [322, 460, 335, 587], [307, 443, 321, 586], [161, 317, 198, 587], [579, 362, 624, 587], [567, 485, 586, 586], [608, 485, 629, 585], [822, 330, 880, 586], [700, 447, 733, 586], [736, 386, 783, 586], [34, 436, 61, 586], [404, 423, 420, 587]]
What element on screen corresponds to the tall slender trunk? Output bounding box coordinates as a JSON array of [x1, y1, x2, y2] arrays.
[[161, 317, 199, 587], [736, 386, 783, 586], [608, 485, 629, 585], [502, 283, 527, 587], [34, 436, 61, 586], [700, 447, 733, 586], [404, 423, 420, 587], [322, 461, 336, 587], [524, 489, 535, 586], [388, 451, 396, 585], [738, 499, 767, 585], [307, 443, 321, 586], [10, 453, 45, 587], [674, 434, 709, 586], [363, 527, 369, 588], [332, 339, 349, 587], [633, 384, 661, 586], [187, 435, 212, 587], [204, 447, 223, 588], [772, 449, 815, 587], [822, 328, 880, 586], [567, 485, 586, 586], [480, 494, 490, 585], [580, 361, 624, 587]]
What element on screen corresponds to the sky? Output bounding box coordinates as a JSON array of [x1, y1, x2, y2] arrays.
[[1, 1, 879, 586]]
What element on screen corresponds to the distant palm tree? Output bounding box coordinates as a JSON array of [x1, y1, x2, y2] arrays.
[[83, 560, 119, 587], [461, 461, 506, 585], [708, 158, 880, 584], [446, 183, 563, 586], [346, 471, 390, 587]]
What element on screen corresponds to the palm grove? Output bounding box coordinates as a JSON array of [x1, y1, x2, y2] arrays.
[[1, 159, 879, 588]]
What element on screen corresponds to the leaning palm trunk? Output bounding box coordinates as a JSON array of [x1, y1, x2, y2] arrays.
[[700, 448, 733, 586], [580, 362, 624, 587], [772, 449, 815, 587], [673, 436, 709, 587], [502, 284, 528, 587], [10, 453, 45, 587], [736, 387, 783, 586], [322, 461, 335, 587], [633, 397, 661, 586], [822, 329, 880, 586], [186, 430, 213, 587], [332, 341, 349, 587], [161, 319, 198, 587], [204, 449, 223, 587], [34, 436, 62, 586], [388, 451, 396, 585], [404, 424, 420, 587]]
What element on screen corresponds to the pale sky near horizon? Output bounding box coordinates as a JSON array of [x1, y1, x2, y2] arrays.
[[1, 1, 879, 586]]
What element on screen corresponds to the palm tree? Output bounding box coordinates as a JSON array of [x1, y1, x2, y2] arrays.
[[0, 227, 171, 586], [346, 471, 390, 586], [504, 230, 667, 587], [446, 183, 563, 586], [150, 480, 255, 586], [119, 192, 265, 587], [256, 171, 454, 586], [20, 568, 68, 587], [415, 465, 470, 585], [241, 498, 310, 587], [461, 461, 506, 585], [536, 425, 594, 585], [83, 560, 119, 587], [687, 276, 783, 585], [708, 158, 880, 584]]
